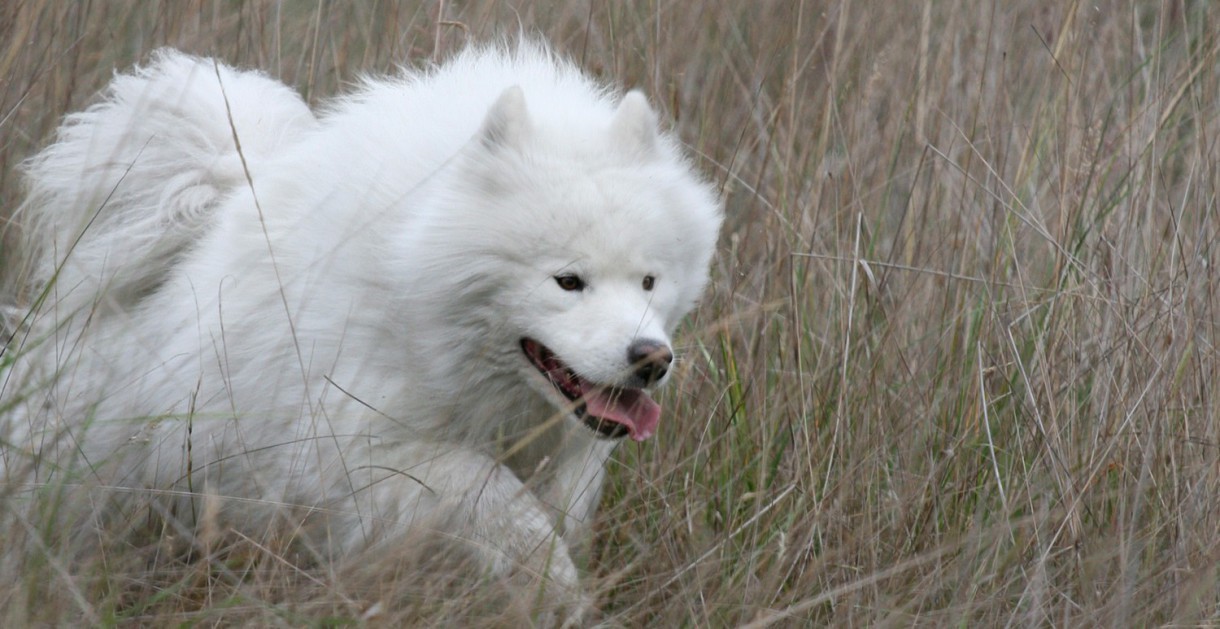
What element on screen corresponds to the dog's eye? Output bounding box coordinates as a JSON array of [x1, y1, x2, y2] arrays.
[[642, 275, 655, 291], [555, 274, 585, 291]]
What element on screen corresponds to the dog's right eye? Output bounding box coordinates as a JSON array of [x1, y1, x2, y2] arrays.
[[555, 274, 585, 291]]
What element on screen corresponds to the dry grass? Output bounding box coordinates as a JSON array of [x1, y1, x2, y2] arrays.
[[4, 0, 1220, 625]]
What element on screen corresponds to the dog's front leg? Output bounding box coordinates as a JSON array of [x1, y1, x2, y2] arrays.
[[534, 430, 619, 562], [339, 442, 587, 615]]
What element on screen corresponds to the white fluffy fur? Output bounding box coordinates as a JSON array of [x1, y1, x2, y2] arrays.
[[2, 42, 721, 604]]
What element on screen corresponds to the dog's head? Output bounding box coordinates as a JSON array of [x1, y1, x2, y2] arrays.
[[414, 85, 721, 441]]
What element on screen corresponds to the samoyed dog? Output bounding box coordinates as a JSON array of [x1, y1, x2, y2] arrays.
[[1, 41, 720, 607]]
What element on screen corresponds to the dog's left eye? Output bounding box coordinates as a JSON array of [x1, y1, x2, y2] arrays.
[[642, 275, 656, 291]]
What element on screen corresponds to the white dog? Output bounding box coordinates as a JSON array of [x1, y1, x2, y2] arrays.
[[2, 41, 721, 606]]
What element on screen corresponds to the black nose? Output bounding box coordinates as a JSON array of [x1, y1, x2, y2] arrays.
[[627, 339, 673, 385]]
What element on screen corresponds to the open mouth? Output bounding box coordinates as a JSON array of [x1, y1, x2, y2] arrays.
[[520, 338, 661, 441]]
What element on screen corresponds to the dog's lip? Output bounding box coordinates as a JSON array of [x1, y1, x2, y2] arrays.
[[520, 338, 660, 441]]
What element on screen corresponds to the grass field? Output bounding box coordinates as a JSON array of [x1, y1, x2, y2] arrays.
[[4, 0, 1220, 625]]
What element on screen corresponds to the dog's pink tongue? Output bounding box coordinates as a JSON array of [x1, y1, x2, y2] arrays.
[[585, 388, 661, 441]]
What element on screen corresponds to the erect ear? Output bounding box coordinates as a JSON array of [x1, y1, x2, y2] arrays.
[[610, 90, 659, 156], [478, 85, 530, 150]]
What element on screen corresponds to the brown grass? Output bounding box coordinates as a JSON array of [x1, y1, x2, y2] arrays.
[[4, 0, 1220, 625]]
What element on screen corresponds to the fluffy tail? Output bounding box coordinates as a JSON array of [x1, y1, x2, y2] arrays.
[[14, 49, 316, 321]]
